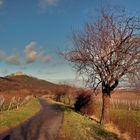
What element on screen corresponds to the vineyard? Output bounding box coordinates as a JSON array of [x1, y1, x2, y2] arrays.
[[0, 94, 33, 112], [95, 89, 140, 140]]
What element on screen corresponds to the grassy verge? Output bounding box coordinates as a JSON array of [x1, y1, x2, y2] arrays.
[[0, 98, 40, 133], [109, 108, 140, 140], [46, 99, 122, 140], [95, 104, 140, 140]]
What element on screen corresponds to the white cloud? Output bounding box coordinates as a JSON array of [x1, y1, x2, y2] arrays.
[[0, 41, 52, 66], [37, 53, 52, 62], [24, 41, 38, 64], [6, 55, 21, 65], [24, 41, 52, 64], [0, 50, 6, 59], [0, 50, 20, 66], [38, 0, 58, 10], [0, 0, 4, 7], [46, 0, 58, 6]]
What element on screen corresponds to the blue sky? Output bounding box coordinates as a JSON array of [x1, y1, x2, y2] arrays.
[[0, 0, 140, 83]]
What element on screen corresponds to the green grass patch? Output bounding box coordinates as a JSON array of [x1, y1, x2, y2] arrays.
[[46, 98, 122, 140], [0, 98, 40, 133], [56, 103, 121, 140]]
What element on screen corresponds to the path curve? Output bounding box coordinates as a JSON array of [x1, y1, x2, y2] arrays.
[[0, 98, 64, 140]]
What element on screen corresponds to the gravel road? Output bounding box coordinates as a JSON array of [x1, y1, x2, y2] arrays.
[[0, 98, 64, 140]]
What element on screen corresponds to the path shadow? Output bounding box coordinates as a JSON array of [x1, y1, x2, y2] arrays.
[[2, 135, 10, 140]]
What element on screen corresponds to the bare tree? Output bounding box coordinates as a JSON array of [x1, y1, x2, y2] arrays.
[[64, 9, 140, 123]]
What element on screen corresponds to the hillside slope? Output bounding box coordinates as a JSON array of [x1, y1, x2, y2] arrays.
[[0, 74, 58, 95]]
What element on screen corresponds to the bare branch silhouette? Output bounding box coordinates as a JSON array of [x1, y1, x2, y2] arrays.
[[64, 8, 140, 123]]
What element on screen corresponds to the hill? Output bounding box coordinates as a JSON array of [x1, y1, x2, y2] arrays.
[[0, 74, 58, 95]]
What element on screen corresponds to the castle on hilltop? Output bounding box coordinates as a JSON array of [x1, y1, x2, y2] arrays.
[[14, 71, 25, 76]]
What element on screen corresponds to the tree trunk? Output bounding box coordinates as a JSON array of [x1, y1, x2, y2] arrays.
[[100, 92, 111, 124], [99, 80, 118, 124]]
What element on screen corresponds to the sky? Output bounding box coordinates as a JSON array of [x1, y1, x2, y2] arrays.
[[0, 0, 140, 84]]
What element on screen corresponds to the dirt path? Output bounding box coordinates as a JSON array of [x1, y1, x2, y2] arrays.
[[0, 98, 64, 140]]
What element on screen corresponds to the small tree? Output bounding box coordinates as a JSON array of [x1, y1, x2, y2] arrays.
[[65, 9, 140, 123]]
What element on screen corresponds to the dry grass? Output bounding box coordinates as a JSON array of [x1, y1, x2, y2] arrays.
[[95, 89, 140, 140]]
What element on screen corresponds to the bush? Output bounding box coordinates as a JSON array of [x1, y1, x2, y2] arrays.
[[74, 90, 95, 116]]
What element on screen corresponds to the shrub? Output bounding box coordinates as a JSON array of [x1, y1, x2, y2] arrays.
[[74, 90, 95, 116]]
